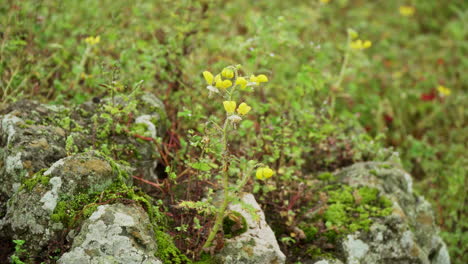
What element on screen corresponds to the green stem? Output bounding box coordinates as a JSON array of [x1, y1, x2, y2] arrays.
[[203, 119, 230, 249], [331, 34, 351, 118], [72, 45, 91, 89]]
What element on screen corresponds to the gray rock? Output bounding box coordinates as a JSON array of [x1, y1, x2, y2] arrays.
[[214, 193, 286, 264], [334, 162, 450, 264], [0, 103, 67, 198], [58, 203, 161, 264], [0, 152, 118, 255]]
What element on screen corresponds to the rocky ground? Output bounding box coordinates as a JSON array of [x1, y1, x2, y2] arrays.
[[0, 94, 450, 264]]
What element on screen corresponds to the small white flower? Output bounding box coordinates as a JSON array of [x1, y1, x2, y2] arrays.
[[227, 114, 242, 123], [206, 85, 219, 97]]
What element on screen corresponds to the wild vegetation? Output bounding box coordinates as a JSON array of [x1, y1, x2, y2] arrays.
[[0, 0, 466, 263]]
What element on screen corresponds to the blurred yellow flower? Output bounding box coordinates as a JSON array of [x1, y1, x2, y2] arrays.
[[223, 101, 236, 114], [203, 71, 214, 85], [437, 85, 451, 96], [320, 0, 331, 3], [215, 74, 225, 89], [85, 36, 100, 45], [256, 167, 274, 180], [221, 80, 232, 89], [236, 77, 248, 89], [250, 74, 269, 84], [237, 102, 252, 115], [351, 39, 372, 50], [399, 6, 415, 17], [257, 74, 269, 83], [221, 68, 234, 79]]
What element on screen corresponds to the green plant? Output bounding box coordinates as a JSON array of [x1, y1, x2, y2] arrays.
[[194, 65, 273, 249], [10, 240, 27, 264]]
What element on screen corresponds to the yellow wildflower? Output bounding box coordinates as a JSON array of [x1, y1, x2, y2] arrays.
[[437, 85, 451, 96], [351, 39, 372, 50], [256, 167, 274, 180], [249, 75, 258, 83], [363, 40, 372, 48], [215, 74, 224, 89], [256, 74, 269, 83], [399, 6, 415, 17], [249, 74, 268, 84], [203, 71, 214, 85], [237, 102, 252, 115], [236, 77, 248, 89], [221, 80, 232, 89], [223, 101, 236, 114], [221, 68, 234, 79], [85, 36, 100, 45], [320, 0, 330, 3]]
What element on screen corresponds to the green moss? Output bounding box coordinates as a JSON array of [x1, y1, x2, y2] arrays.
[[223, 211, 248, 238], [21, 169, 49, 191], [324, 203, 348, 226], [298, 184, 394, 259], [154, 230, 191, 264], [357, 186, 378, 204], [317, 172, 336, 181], [328, 185, 354, 204]]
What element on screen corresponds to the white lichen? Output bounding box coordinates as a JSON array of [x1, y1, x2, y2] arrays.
[[135, 115, 157, 138], [344, 235, 369, 263], [5, 152, 23, 174], [43, 158, 67, 176], [40, 177, 62, 212], [1, 114, 23, 145]]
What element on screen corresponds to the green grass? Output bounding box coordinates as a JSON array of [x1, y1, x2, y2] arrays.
[[1, 0, 466, 263]]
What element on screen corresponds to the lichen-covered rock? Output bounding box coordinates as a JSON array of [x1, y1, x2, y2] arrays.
[[58, 203, 162, 264], [333, 162, 450, 264], [0, 101, 67, 198], [0, 151, 119, 255], [214, 193, 286, 264]]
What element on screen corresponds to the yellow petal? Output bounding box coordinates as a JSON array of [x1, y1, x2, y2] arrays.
[[363, 40, 372, 49], [221, 68, 234, 79], [223, 101, 236, 114], [350, 40, 363, 50], [203, 71, 214, 85], [256, 166, 274, 180], [250, 75, 258, 83], [437, 85, 451, 96], [215, 74, 223, 88], [237, 102, 252, 115], [399, 6, 415, 16], [236, 77, 248, 89], [222, 80, 232, 89], [257, 74, 268, 83]]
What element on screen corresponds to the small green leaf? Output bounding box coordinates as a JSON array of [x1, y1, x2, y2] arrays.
[[190, 162, 211, 171]]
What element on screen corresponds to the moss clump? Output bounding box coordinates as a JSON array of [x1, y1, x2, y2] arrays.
[[223, 211, 248, 239], [50, 183, 162, 228], [317, 172, 336, 181], [21, 169, 49, 191], [357, 186, 379, 204], [328, 185, 354, 204], [154, 230, 191, 264], [324, 203, 348, 226], [296, 184, 393, 260], [322, 185, 392, 232]]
